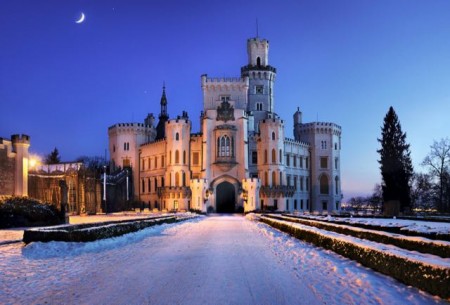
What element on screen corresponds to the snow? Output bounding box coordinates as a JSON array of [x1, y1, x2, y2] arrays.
[[0, 215, 447, 305], [297, 215, 450, 235]]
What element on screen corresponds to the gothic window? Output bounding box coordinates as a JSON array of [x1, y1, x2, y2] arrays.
[[176, 132, 179, 141], [182, 172, 186, 186], [272, 132, 275, 140], [335, 143, 338, 150], [293, 155, 297, 167], [183, 150, 186, 164], [321, 141, 327, 149], [148, 178, 151, 193], [257, 57, 261, 66], [271, 149, 276, 164], [154, 178, 157, 190], [287, 175, 291, 186], [294, 176, 297, 189], [279, 149, 282, 164], [154, 157, 158, 169], [335, 157, 338, 170], [264, 150, 268, 164], [320, 174, 329, 195], [217, 135, 233, 157], [272, 171, 276, 186], [175, 150, 180, 164], [286, 154, 290, 166], [279, 172, 283, 185], [256, 103, 263, 111]]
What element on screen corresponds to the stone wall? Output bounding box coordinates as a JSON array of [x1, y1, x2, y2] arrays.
[[0, 140, 15, 196]]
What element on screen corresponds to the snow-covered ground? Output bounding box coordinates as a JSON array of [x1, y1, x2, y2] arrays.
[[298, 215, 450, 235], [0, 215, 447, 305]]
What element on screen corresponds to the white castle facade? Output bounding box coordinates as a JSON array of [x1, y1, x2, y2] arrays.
[[108, 37, 342, 213]]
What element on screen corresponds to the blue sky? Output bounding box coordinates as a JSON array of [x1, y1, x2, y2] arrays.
[[1, 1, 449, 200]]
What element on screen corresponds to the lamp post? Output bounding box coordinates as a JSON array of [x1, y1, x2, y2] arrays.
[[103, 165, 107, 214]]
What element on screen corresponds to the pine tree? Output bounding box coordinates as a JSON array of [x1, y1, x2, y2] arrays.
[[45, 147, 61, 164], [377, 107, 413, 212]]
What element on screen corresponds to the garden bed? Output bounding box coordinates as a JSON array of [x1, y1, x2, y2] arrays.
[[23, 214, 196, 243], [260, 216, 450, 299]]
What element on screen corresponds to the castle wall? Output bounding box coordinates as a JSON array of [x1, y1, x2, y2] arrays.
[[0, 135, 30, 197], [0, 139, 15, 196]]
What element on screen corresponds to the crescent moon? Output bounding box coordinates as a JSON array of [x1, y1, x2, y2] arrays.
[[75, 13, 85, 24]]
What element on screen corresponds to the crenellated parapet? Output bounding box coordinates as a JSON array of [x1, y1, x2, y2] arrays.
[[296, 122, 342, 136]]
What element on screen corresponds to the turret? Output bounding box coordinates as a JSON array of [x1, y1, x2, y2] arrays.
[[156, 85, 169, 140], [11, 134, 30, 196]]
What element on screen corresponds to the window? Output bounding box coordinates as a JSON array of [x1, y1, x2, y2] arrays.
[[305, 157, 309, 169], [161, 177, 165, 187], [306, 199, 309, 210], [252, 151, 258, 164], [183, 150, 186, 164], [264, 172, 269, 186], [124, 142, 130, 151], [141, 159, 145, 171], [256, 103, 263, 111], [175, 172, 180, 187], [335, 176, 339, 194], [300, 177, 304, 191], [300, 157, 303, 168], [279, 172, 283, 185], [301, 199, 304, 210], [154, 157, 158, 169], [306, 177, 309, 191], [175, 150, 180, 164], [321, 140, 327, 149], [286, 200, 289, 211], [286, 154, 290, 166], [141, 179, 145, 193], [320, 157, 328, 169], [279, 149, 282, 164], [272, 132, 275, 140], [169, 151, 172, 164], [274, 199, 278, 210], [294, 176, 297, 189], [272, 171, 276, 186], [294, 200, 297, 210], [293, 156, 297, 167], [161, 156, 165, 167], [335, 143, 338, 150], [148, 178, 151, 193], [320, 174, 329, 194], [182, 172, 186, 186], [256, 85, 263, 94], [264, 150, 268, 163], [335, 157, 338, 170], [176, 132, 179, 141], [217, 135, 233, 157], [322, 201, 328, 211], [257, 57, 261, 66], [287, 175, 291, 186], [193, 152, 199, 165], [271, 149, 276, 163]]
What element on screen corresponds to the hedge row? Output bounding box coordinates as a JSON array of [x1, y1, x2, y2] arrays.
[[23, 215, 193, 243], [260, 216, 450, 299], [267, 214, 450, 258], [287, 214, 450, 242]]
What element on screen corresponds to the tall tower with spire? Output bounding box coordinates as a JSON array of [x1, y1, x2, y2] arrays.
[[155, 85, 169, 140]]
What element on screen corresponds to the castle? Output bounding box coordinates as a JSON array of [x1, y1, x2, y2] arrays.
[[108, 37, 342, 213]]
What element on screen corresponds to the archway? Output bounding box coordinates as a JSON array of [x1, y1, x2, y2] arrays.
[[216, 181, 236, 213]]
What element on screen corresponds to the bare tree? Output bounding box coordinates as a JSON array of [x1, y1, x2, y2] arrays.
[[422, 138, 450, 212]]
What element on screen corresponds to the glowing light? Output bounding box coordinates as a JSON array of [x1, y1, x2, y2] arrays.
[[29, 154, 42, 170]]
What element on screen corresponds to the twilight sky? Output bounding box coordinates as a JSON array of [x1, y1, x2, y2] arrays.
[[1, 0, 449, 200]]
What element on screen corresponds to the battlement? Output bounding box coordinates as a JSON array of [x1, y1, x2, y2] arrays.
[[261, 117, 284, 125], [284, 137, 310, 148], [297, 122, 342, 136], [11, 134, 30, 144], [241, 64, 276, 74], [108, 123, 151, 130]]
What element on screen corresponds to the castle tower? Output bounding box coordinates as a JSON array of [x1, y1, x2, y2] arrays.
[[156, 85, 169, 140], [294, 120, 342, 213], [11, 134, 30, 196], [241, 37, 276, 131], [163, 111, 191, 211]]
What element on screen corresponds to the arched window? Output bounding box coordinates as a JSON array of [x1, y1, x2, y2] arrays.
[[183, 150, 186, 164], [257, 57, 261, 66], [335, 176, 339, 194], [169, 151, 172, 164], [218, 135, 233, 157], [264, 150, 268, 163], [272, 149, 276, 163], [279, 172, 283, 185], [176, 132, 179, 141], [175, 172, 180, 187], [182, 172, 186, 186], [272, 132, 275, 140], [161, 177, 165, 187], [320, 174, 329, 195], [175, 150, 179, 164], [272, 171, 276, 186], [279, 149, 282, 164], [264, 172, 268, 186]]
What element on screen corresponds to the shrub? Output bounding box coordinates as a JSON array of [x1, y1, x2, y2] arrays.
[[0, 197, 61, 228]]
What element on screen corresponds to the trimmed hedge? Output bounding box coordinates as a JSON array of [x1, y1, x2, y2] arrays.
[[288, 214, 450, 242], [267, 214, 450, 258], [23, 215, 195, 243], [0, 197, 61, 228], [261, 216, 450, 300]]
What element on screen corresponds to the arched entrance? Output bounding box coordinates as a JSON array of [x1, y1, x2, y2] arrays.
[[216, 181, 235, 213]]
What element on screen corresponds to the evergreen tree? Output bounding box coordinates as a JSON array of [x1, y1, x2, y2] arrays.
[[45, 147, 61, 164], [377, 106, 413, 212]]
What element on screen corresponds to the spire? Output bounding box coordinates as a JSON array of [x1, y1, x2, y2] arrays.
[[160, 83, 168, 118]]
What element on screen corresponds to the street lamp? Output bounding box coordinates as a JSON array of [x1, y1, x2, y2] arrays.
[[103, 165, 107, 214]]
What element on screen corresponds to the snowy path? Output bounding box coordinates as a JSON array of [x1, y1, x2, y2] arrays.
[[0, 215, 447, 305]]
